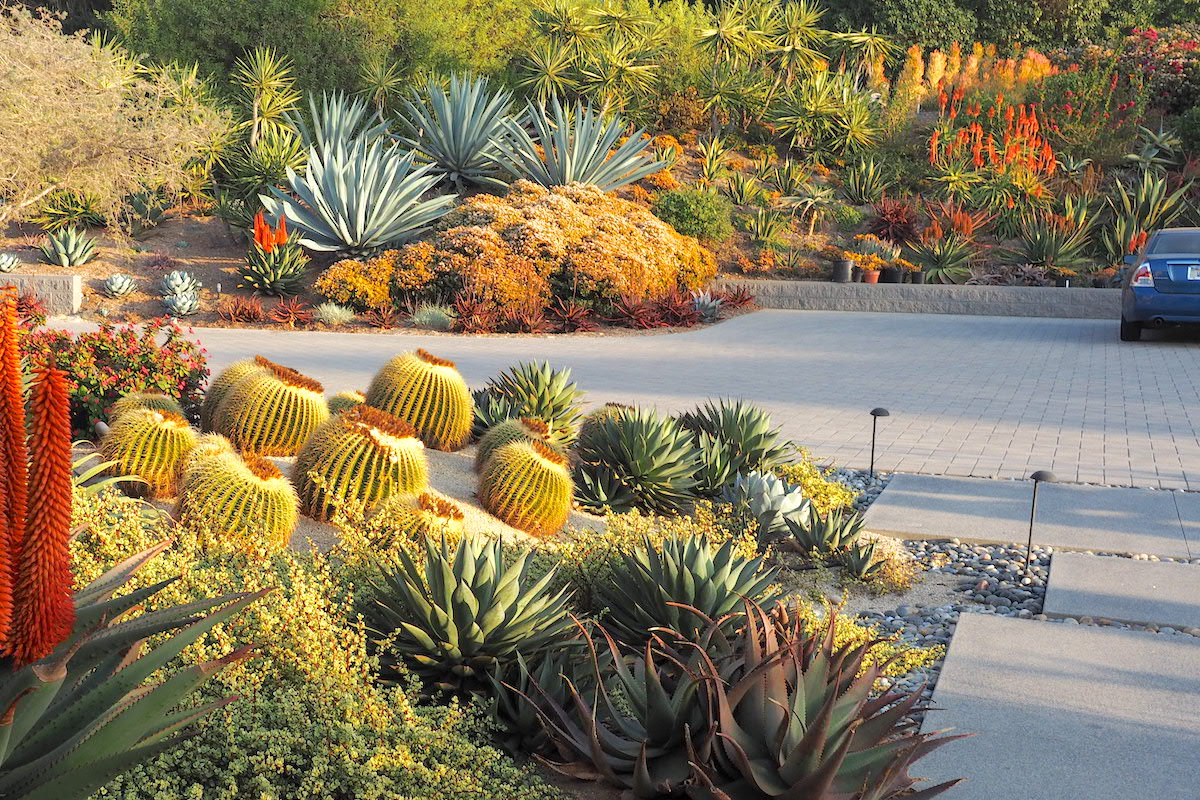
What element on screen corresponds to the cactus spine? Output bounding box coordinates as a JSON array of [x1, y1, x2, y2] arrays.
[[294, 405, 429, 521], [99, 408, 198, 497], [328, 390, 366, 414], [211, 357, 329, 456], [365, 349, 473, 451], [110, 392, 185, 421], [475, 417, 555, 471], [177, 449, 300, 551], [479, 439, 573, 536], [201, 357, 269, 431]]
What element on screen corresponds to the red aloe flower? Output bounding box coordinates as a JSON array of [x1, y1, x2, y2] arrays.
[[9, 368, 75, 665], [0, 289, 25, 645]]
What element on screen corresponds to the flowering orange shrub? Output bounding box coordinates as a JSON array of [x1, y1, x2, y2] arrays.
[[396, 181, 716, 313], [645, 170, 680, 191], [314, 250, 400, 311]]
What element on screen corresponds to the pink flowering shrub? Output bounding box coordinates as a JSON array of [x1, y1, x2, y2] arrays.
[[20, 317, 208, 434]]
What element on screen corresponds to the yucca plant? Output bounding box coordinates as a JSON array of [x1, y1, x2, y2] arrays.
[[398, 74, 513, 190], [697, 137, 731, 184], [38, 225, 96, 267], [600, 536, 778, 647], [724, 172, 763, 205], [842, 157, 893, 205], [102, 273, 138, 298], [785, 180, 838, 235], [721, 469, 810, 539], [767, 159, 807, 195], [261, 137, 456, 253], [367, 535, 577, 696], [224, 127, 308, 200], [574, 406, 700, 514], [742, 207, 788, 246], [472, 361, 585, 448], [492, 96, 667, 190], [787, 506, 866, 555], [33, 190, 106, 231]]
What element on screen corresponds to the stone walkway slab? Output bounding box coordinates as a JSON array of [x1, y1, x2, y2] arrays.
[[865, 474, 1193, 558], [1044, 552, 1200, 629], [919, 614, 1200, 800]]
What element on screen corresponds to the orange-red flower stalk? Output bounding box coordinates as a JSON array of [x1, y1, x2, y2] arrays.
[[252, 212, 288, 254], [0, 289, 26, 647], [8, 368, 75, 665]]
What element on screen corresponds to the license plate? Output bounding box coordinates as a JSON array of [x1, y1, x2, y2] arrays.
[[1190, 267, 1200, 280]]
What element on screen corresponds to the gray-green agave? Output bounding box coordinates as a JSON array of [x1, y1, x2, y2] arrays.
[[690, 290, 724, 323], [599, 536, 778, 646], [157, 270, 201, 297], [398, 74, 513, 190], [260, 137, 456, 253], [721, 469, 811, 538], [367, 534, 577, 696], [38, 226, 97, 267], [287, 90, 391, 157], [0, 253, 18, 273], [492, 96, 668, 190], [162, 291, 200, 316], [102, 273, 138, 299]]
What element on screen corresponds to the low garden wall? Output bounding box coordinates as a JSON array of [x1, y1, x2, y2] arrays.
[[2, 273, 82, 315], [713, 278, 1122, 320]]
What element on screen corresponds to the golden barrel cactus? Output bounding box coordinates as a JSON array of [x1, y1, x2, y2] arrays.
[[200, 357, 269, 431], [211, 358, 329, 456], [372, 491, 467, 548], [294, 405, 429, 521], [479, 439, 573, 536], [177, 449, 300, 551], [99, 407, 198, 498], [328, 390, 366, 414], [365, 349, 473, 451], [475, 417, 555, 471], [110, 391, 185, 420]]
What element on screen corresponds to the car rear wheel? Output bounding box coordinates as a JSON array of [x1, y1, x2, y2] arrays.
[[1120, 316, 1143, 342]]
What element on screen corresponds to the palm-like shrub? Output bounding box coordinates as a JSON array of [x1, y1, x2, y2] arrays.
[[367, 535, 576, 695], [294, 405, 429, 521], [492, 97, 667, 190], [177, 449, 300, 550], [479, 439, 574, 536], [210, 357, 329, 456], [842, 157, 893, 205], [574, 406, 700, 514], [366, 349, 474, 451], [398, 74, 513, 190], [261, 138, 456, 253], [599, 536, 778, 646], [472, 361, 585, 447], [100, 407, 198, 497]]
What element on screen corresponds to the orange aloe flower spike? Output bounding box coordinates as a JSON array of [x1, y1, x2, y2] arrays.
[[9, 368, 75, 665], [0, 290, 25, 646]]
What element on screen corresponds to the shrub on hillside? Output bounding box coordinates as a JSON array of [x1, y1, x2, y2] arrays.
[[0, 7, 229, 230], [20, 318, 208, 433], [652, 188, 735, 241]]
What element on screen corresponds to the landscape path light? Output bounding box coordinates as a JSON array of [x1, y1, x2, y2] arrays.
[[869, 407, 890, 479], [1025, 470, 1057, 574]]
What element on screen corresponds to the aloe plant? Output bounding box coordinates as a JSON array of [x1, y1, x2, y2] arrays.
[[398, 74, 513, 189], [492, 96, 667, 190], [261, 138, 456, 253]]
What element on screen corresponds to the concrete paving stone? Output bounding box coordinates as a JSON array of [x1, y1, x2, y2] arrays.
[[865, 474, 1046, 544], [1044, 552, 1200, 628], [919, 614, 1200, 800], [1033, 483, 1192, 558], [1172, 491, 1200, 555]]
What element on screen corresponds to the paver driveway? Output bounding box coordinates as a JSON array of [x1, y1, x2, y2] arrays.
[[64, 309, 1200, 488]]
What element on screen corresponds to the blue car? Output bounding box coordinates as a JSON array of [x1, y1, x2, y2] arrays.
[[1121, 227, 1200, 341]]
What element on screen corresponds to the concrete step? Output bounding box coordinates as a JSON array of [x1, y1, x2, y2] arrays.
[[1044, 552, 1200, 631]]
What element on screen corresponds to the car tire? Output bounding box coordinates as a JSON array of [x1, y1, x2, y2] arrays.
[[1120, 316, 1143, 342]]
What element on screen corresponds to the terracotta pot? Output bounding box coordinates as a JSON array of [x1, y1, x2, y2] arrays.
[[862, 270, 881, 284]]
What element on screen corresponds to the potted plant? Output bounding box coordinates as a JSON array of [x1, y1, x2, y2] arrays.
[[901, 258, 925, 284], [1051, 267, 1077, 287], [832, 257, 853, 283], [844, 234, 897, 285]]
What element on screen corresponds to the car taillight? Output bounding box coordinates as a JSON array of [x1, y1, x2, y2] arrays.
[[1132, 263, 1154, 287]]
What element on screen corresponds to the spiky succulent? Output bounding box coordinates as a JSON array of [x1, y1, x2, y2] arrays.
[[367, 534, 577, 696], [836, 538, 884, 579], [473, 361, 585, 448], [721, 469, 811, 539], [38, 225, 97, 267], [201, 358, 269, 431], [210, 356, 329, 456], [0, 544, 262, 800], [162, 291, 200, 316], [315, 302, 356, 326], [288, 90, 390, 157], [157, 270, 202, 297], [99, 407, 198, 497], [488, 649, 594, 756], [327, 389, 366, 414], [678, 399, 793, 474], [294, 405, 429, 521], [492, 97, 668, 190], [0, 253, 19, 273], [690, 290, 724, 323], [102, 273, 138, 298], [110, 391, 185, 421], [260, 137, 456, 253], [409, 302, 456, 331], [398, 74, 513, 189], [788, 506, 866, 555], [599, 536, 778, 647], [474, 416, 556, 471], [574, 406, 700, 515], [177, 449, 300, 550], [372, 491, 467, 545], [365, 349, 474, 451], [238, 241, 310, 296], [479, 439, 574, 536]]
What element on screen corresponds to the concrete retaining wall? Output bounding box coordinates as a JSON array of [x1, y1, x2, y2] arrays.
[[713, 278, 1121, 319], [0, 274, 83, 316]]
